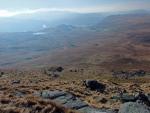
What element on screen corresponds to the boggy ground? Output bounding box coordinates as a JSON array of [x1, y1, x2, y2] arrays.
[[0, 69, 150, 113]]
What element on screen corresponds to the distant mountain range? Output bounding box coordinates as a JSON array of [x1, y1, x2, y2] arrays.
[[1, 10, 149, 32], [0, 12, 107, 32]]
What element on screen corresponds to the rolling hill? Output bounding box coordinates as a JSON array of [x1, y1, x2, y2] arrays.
[[0, 12, 150, 73]]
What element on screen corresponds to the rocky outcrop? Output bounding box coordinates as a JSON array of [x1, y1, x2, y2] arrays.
[[38, 90, 115, 113]]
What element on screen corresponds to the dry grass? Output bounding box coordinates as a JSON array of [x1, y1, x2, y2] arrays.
[[0, 70, 149, 112]]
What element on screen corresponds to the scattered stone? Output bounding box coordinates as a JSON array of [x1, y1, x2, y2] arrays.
[[64, 98, 88, 109], [45, 66, 64, 73], [41, 106, 53, 113], [118, 102, 150, 113], [135, 92, 150, 106], [44, 66, 64, 77], [0, 71, 4, 75], [94, 96, 108, 104], [0, 71, 4, 77], [74, 70, 77, 72], [55, 67, 64, 72], [0, 99, 11, 104], [112, 70, 146, 79], [11, 80, 20, 84], [120, 93, 135, 103], [111, 93, 135, 103], [33, 105, 43, 112], [0, 86, 7, 91], [21, 100, 37, 108], [84, 80, 105, 92], [99, 98, 108, 104], [69, 68, 84, 73], [111, 92, 150, 106], [15, 91, 26, 97], [41, 90, 67, 99]]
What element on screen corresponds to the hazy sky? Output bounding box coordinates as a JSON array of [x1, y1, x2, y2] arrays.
[[0, 0, 150, 17]]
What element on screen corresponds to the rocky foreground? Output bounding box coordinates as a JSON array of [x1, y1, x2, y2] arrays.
[[0, 69, 150, 113]]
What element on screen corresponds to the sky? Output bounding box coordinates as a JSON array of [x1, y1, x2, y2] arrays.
[[0, 0, 150, 17]]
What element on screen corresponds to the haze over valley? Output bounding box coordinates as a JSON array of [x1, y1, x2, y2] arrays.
[[0, 10, 150, 70]]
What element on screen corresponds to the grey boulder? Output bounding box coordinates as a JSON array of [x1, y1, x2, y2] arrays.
[[119, 102, 150, 113], [84, 80, 105, 92]]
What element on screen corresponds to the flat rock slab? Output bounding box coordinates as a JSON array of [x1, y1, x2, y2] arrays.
[[64, 98, 88, 109], [54, 94, 73, 104], [79, 107, 117, 113], [41, 90, 67, 99], [39, 90, 114, 113], [79, 107, 107, 113]]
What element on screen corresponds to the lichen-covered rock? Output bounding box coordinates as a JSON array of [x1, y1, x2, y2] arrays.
[[119, 102, 150, 113]]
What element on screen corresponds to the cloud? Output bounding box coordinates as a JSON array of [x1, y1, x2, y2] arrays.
[[0, 6, 115, 17], [0, 10, 18, 17], [0, 2, 150, 18]]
